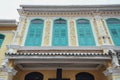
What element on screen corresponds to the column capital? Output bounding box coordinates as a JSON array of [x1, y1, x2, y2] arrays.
[[0, 66, 17, 76], [7, 67, 18, 76], [103, 67, 120, 76], [108, 49, 120, 68], [0, 58, 17, 76]]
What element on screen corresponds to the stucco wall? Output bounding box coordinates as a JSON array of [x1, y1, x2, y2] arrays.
[[0, 32, 14, 66], [13, 70, 107, 80]]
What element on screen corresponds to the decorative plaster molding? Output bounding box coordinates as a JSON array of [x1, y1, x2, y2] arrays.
[[103, 67, 120, 76], [108, 49, 120, 68], [43, 19, 51, 46], [69, 20, 77, 46], [20, 5, 120, 11], [101, 45, 120, 51], [1, 58, 8, 68], [7, 67, 17, 76], [1, 67, 17, 76], [0, 59, 17, 76], [7, 45, 120, 51], [7, 45, 103, 50], [18, 5, 120, 17]]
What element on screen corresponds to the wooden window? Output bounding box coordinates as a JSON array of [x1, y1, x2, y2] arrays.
[[76, 19, 95, 46], [25, 19, 44, 46], [106, 18, 120, 46], [52, 18, 68, 46]]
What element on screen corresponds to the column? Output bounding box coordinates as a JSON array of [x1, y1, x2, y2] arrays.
[[101, 18, 113, 45], [43, 19, 51, 46], [69, 20, 77, 46], [103, 49, 120, 80], [94, 15, 109, 45], [0, 59, 17, 80]]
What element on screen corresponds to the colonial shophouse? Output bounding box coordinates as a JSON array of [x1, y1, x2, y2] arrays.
[[0, 5, 120, 80]]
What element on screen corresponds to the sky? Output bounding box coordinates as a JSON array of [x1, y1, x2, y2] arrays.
[[0, 0, 120, 21]]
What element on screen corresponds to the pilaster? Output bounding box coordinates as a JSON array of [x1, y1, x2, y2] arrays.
[[69, 20, 77, 46], [43, 19, 51, 46], [0, 58, 17, 80], [103, 49, 120, 80], [101, 18, 113, 45], [92, 17, 102, 45], [103, 67, 120, 80], [94, 15, 106, 45]]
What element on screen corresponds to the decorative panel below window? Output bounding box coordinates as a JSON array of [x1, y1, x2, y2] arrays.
[[106, 18, 120, 46], [25, 19, 44, 46], [76, 19, 95, 46], [52, 18, 68, 46]]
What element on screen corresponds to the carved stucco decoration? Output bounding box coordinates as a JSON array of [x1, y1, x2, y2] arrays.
[[69, 20, 77, 46], [43, 19, 51, 46], [93, 18, 102, 45], [101, 18, 113, 45]]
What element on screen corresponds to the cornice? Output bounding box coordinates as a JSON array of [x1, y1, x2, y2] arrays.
[[7, 45, 103, 50], [103, 67, 120, 76], [7, 45, 120, 51], [20, 5, 120, 10], [0, 19, 18, 27], [18, 5, 120, 16], [5, 51, 109, 57]]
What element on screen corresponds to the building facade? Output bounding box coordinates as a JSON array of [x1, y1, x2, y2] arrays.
[[0, 20, 17, 80], [0, 5, 120, 80]]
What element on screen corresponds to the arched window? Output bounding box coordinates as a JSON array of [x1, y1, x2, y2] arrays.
[[76, 19, 95, 46], [25, 72, 43, 80], [106, 18, 120, 46], [0, 34, 5, 48], [52, 18, 68, 46], [76, 72, 94, 80], [25, 19, 44, 46]]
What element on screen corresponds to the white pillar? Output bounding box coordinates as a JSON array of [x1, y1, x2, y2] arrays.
[[103, 67, 120, 80], [0, 58, 17, 80], [103, 49, 120, 80]]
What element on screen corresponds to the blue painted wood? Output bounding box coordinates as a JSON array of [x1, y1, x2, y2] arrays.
[[76, 19, 95, 46], [0, 34, 5, 48], [52, 18, 68, 46], [25, 19, 44, 46], [106, 18, 120, 46]]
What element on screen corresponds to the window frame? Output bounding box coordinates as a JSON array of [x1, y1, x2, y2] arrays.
[[24, 18, 44, 46], [52, 18, 68, 46], [106, 18, 120, 46], [0, 34, 5, 48], [76, 18, 96, 46]]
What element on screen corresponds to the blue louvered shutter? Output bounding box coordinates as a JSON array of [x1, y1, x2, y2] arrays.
[[53, 24, 60, 46], [106, 18, 120, 46], [52, 18, 68, 46], [76, 19, 95, 46], [60, 24, 68, 46], [25, 19, 44, 46], [0, 34, 5, 48]]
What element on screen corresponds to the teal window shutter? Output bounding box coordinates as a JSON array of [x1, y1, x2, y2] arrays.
[[52, 18, 68, 46], [25, 19, 44, 46], [106, 18, 120, 46], [0, 34, 5, 48], [76, 19, 95, 46]]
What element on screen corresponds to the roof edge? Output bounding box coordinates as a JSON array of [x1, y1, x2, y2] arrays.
[[20, 4, 120, 8], [0, 19, 18, 27]]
